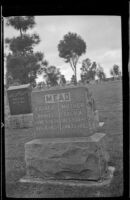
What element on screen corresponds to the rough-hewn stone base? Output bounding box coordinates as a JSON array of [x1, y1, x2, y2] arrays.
[[25, 133, 109, 181], [20, 166, 115, 187], [7, 113, 33, 128]]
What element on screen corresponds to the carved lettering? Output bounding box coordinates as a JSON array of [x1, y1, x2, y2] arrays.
[[58, 93, 64, 101], [33, 87, 93, 133], [64, 93, 70, 101], [45, 95, 53, 103], [45, 92, 70, 103], [53, 94, 58, 102]]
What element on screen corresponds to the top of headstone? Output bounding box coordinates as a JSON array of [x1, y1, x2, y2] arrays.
[[7, 84, 31, 91], [32, 85, 89, 93]]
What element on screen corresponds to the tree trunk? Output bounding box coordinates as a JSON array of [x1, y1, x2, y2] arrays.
[[20, 28, 23, 38], [74, 67, 77, 85]]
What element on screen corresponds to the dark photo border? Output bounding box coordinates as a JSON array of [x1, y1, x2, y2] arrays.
[[1, 1, 129, 199]]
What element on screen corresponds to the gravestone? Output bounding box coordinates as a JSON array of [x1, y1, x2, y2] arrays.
[[7, 84, 32, 115], [7, 84, 33, 128], [23, 85, 111, 182], [32, 85, 99, 138]]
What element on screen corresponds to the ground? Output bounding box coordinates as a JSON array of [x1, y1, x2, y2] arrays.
[[4, 80, 123, 197]]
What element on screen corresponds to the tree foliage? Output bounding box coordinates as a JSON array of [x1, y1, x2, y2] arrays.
[[110, 69, 114, 79], [60, 75, 66, 85], [43, 66, 61, 87], [5, 34, 40, 54], [37, 81, 46, 89], [110, 64, 121, 79], [5, 16, 46, 87], [113, 64, 120, 76], [58, 32, 86, 84], [6, 52, 44, 85], [80, 58, 97, 83], [6, 16, 36, 37], [70, 75, 76, 85], [96, 64, 106, 81]]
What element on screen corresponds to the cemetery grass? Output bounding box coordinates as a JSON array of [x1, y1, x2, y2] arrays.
[[5, 80, 123, 197]]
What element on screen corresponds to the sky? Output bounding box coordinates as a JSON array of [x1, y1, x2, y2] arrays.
[[4, 16, 122, 82]]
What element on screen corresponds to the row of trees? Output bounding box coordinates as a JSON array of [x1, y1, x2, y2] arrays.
[[5, 16, 121, 88], [37, 62, 121, 88]]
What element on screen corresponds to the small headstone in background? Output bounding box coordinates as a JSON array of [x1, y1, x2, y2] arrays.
[[6, 84, 33, 128], [7, 84, 32, 115]]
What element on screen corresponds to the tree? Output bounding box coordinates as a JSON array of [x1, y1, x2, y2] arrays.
[[37, 81, 46, 89], [58, 32, 86, 85], [110, 69, 115, 80], [90, 61, 97, 80], [60, 75, 66, 86], [70, 75, 76, 85], [80, 58, 97, 83], [5, 16, 47, 87], [43, 66, 61, 87], [81, 74, 86, 84], [96, 64, 106, 81], [113, 64, 120, 77], [6, 16, 36, 37], [110, 64, 121, 80]]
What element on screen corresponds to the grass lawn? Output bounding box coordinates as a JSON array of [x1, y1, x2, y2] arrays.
[[4, 80, 123, 197]]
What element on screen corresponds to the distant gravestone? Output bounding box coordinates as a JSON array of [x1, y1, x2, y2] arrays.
[[7, 84, 33, 128], [32, 85, 98, 138], [7, 84, 32, 115]]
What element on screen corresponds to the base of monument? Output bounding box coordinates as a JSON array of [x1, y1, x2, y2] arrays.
[[24, 133, 110, 181], [19, 166, 115, 187]]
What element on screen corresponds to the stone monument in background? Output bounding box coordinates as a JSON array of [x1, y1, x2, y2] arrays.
[[6, 84, 33, 128], [22, 85, 113, 183]]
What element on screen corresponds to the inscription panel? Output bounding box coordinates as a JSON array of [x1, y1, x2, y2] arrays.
[[34, 103, 59, 129], [32, 86, 94, 137], [59, 102, 87, 129]]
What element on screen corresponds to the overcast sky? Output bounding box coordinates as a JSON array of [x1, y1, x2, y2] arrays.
[[4, 16, 122, 82]]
